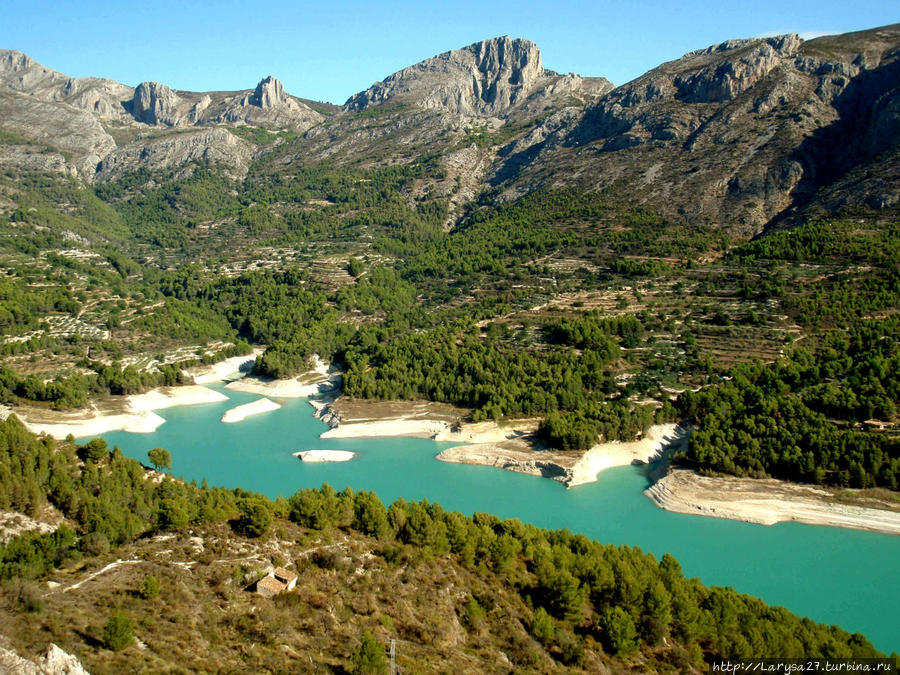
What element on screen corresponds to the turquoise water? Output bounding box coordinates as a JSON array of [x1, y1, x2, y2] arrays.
[[89, 386, 900, 653]]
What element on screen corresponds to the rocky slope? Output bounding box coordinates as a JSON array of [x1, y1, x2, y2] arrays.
[[490, 25, 900, 234], [0, 50, 322, 181], [346, 36, 613, 118], [2, 25, 899, 231]]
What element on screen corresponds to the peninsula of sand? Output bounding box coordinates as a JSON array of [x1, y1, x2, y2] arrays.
[[310, 397, 688, 487], [225, 356, 338, 398], [293, 450, 356, 462], [645, 468, 900, 535], [221, 398, 281, 423]]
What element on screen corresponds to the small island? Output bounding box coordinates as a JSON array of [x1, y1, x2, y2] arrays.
[[293, 450, 356, 463]]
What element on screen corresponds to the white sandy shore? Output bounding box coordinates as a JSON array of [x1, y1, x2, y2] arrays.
[[435, 423, 687, 487], [293, 450, 356, 462], [129, 385, 228, 411], [567, 423, 688, 487], [434, 419, 540, 444], [225, 355, 337, 398], [321, 418, 452, 439], [20, 385, 228, 439], [226, 376, 333, 398], [189, 348, 264, 384], [23, 410, 168, 438], [645, 468, 900, 535], [221, 398, 281, 423]]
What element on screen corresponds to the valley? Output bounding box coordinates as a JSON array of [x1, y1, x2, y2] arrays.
[[0, 21, 898, 672]]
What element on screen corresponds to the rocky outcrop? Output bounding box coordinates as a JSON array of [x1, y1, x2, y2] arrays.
[[0, 50, 323, 180], [0, 49, 133, 122], [132, 81, 183, 125], [0, 88, 115, 176], [490, 25, 900, 234], [96, 127, 253, 181], [0, 640, 89, 675], [252, 75, 285, 108], [203, 76, 323, 129], [345, 36, 611, 118]]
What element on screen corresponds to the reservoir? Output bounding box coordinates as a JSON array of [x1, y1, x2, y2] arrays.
[[87, 386, 900, 654]]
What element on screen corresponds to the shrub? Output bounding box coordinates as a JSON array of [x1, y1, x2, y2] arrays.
[[103, 612, 134, 651]]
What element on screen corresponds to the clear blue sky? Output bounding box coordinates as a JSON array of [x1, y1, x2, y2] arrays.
[[1, 1, 897, 104]]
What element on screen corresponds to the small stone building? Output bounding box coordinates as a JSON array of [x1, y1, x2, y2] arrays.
[[255, 567, 298, 597]]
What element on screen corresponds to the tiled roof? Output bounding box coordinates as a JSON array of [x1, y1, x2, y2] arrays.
[[273, 567, 298, 583], [256, 576, 285, 597]]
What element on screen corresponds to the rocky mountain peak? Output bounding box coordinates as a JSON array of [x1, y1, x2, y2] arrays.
[[251, 75, 287, 108], [345, 35, 549, 116], [132, 81, 183, 126], [0, 49, 37, 74]]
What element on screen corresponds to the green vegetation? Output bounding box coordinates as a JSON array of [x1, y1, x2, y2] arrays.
[[1, 130, 898, 481], [677, 318, 900, 488], [102, 612, 134, 651], [147, 448, 171, 472], [0, 417, 888, 670]]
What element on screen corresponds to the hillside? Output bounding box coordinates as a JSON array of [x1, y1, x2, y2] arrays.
[[0, 417, 889, 673]]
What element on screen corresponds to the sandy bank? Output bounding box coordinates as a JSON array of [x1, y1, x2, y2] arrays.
[[22, 410, 167, 438], [293, 450, 356, 462], [313, 398, 466, 439], [436, 443, 575, 482], [226, 376, 334, 398], [434, 418, 540, 444], [226, 355, 337, 398], [645, 468, 900, 535], [19, 384, 227, 439], [221, 398, 281, 423], [322, 418, 452, 439], [188, 348, 264, 384], [567, 424, 688, 487], [128, 385, 228, 411]]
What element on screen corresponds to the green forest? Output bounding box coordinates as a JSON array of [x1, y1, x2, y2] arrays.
[[0, 416, 889, 668], [1, 153, 899, 490]]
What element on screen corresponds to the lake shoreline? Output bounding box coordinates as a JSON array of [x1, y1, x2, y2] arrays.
[[313, 397, 900, 534], [645, 467, 900, 536], [16, 367, 900, 536]]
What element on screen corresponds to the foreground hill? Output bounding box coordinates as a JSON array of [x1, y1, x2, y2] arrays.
[[0, 417, 889, 673]]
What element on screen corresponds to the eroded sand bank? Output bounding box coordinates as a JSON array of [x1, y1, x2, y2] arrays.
[[645, 468, 900, 535], [221, 398, 281, 423]]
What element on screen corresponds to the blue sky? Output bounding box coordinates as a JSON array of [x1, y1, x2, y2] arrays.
[[1, 1, 897, 104]]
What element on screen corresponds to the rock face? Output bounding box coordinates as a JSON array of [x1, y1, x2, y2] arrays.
[[490, 24, 900, 234], [2, 25, 900, 231], [0, 49, 134, 121], [252, 75, 285, 108], [204, 76, 324, 128], [0, 50, 323, 181], [345, 36, 612, 118], [132, 81, 183, 125], [97, 127, 253, 181], [0, 640, 89, 675]]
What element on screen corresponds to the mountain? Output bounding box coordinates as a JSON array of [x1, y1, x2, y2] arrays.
[[1, 26, 899, 230], [345, 36, 613, 118], [489, 25, 900, 234], [0, 50, 323, 180]]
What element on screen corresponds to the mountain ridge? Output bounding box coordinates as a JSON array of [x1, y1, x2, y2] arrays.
[[1, 25, 899, 232]]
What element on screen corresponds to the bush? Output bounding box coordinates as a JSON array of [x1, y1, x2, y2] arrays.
[[350, 631, 387, 674], [141, 574, 161, 600], [103, 612, 134, 651], [531, 606, 555, 644]]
